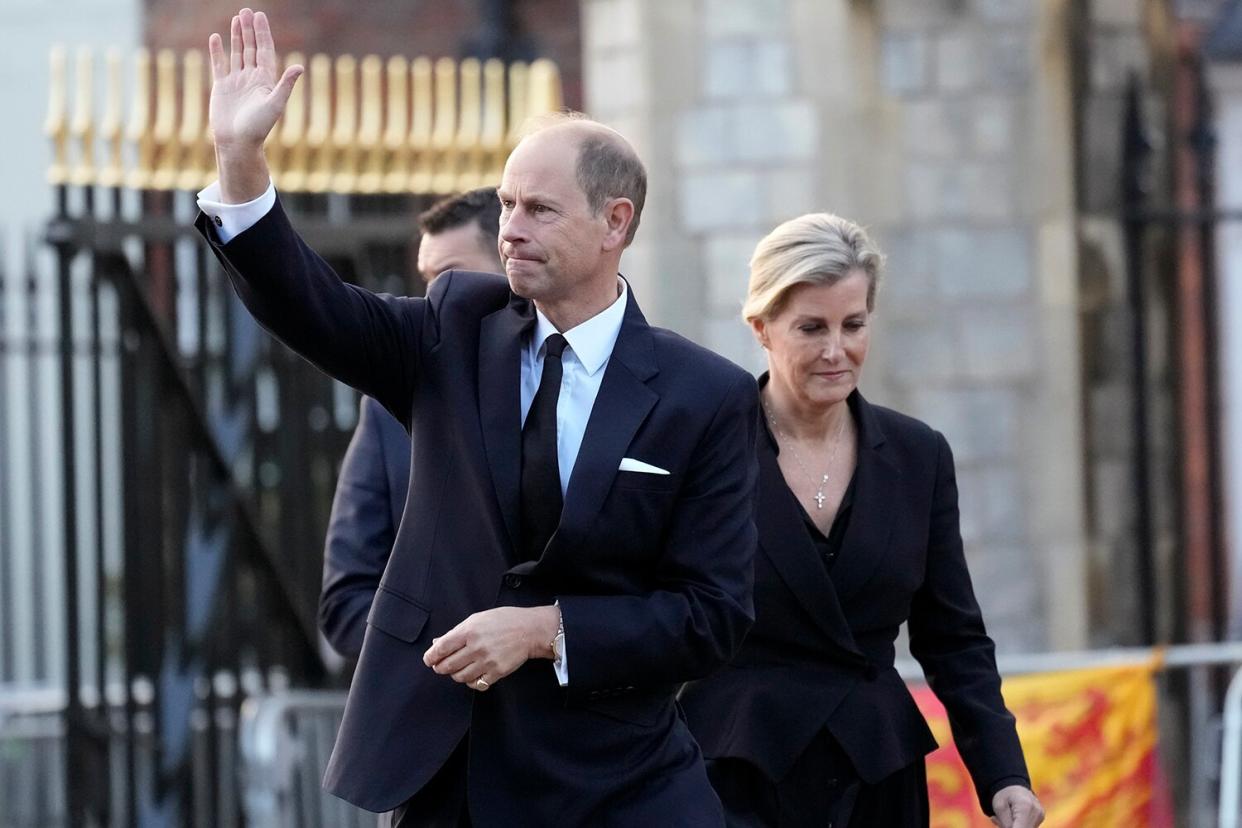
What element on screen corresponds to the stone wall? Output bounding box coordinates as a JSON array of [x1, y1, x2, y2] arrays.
[[583, 0, 1117, 653]]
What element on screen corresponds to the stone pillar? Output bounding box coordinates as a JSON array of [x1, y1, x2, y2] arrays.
[[581, 0, 1090, 652]]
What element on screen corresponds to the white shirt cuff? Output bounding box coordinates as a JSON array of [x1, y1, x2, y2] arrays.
[[552, 601, 568, 687], [196, 180, 277, 244]]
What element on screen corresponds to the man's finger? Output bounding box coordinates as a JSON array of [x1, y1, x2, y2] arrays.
[[208, 33, 227, 82], [431, 645, 479, 677], [451, 663, 486, 685], [268, 65, 303, 111], [994, 804, 1014, 828], [239, 8, 257, 70], [253, 11, 277, 71], [229, 16, 242, 74], [424, 630, 465, 666]]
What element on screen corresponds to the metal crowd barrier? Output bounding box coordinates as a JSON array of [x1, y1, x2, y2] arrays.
[[240, 691, 374, 828]]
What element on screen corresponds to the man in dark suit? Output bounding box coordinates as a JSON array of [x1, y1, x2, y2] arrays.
[[319, 188, 503, 659], [197, 10, 758, 826]]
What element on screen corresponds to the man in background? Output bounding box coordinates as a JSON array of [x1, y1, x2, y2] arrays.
[[319, 187, 503, 659]]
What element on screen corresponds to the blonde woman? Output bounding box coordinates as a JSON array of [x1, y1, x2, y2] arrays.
[[681, 214, 1043, 828]]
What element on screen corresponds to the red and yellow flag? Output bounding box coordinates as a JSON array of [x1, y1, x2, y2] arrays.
[[911, 659, 1174, 827]]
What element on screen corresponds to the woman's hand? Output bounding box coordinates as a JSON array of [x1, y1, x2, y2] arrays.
[[990, 785, 1045, 827]]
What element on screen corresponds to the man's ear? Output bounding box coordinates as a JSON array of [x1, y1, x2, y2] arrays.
[[600, 197, 635, 252]]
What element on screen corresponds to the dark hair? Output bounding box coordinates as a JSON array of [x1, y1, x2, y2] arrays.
[[418, 187, 501, 240], [575, 136, 647, 246]]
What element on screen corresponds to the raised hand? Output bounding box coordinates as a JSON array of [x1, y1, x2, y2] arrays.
[[207, 8, 302, 202]]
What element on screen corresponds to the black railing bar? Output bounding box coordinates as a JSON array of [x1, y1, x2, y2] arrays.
[[93, 250, 321, 652], [1123, 206, 1242, 224]]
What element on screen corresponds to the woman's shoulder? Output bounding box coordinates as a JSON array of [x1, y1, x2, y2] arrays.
[[857, 395, 949, 462]]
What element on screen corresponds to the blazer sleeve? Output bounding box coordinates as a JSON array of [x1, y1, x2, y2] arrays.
[[557, 371, 760, 695], [195, 200, 443, 425], [319, 397, 401, 659], [908, 431, 1031, 815]]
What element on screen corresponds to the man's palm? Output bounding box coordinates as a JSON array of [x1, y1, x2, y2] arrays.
[[208, 9, 301, 149]]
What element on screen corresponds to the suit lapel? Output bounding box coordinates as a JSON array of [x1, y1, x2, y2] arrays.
[[827, 393, 900, 603], [546, 291, 658, 556], [478, 297, 535, 556], [756, 427, 864, 661]]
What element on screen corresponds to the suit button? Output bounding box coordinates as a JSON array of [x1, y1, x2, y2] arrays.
[[503, 574, 522, 589]]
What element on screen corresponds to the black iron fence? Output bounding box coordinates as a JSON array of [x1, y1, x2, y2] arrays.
[[0, 183, 431, 826]]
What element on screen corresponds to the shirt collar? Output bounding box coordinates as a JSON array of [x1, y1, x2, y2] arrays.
[[530, 277, 628, 377]]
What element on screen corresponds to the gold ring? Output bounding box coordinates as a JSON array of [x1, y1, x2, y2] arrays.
[[474, 677, 490, 691]]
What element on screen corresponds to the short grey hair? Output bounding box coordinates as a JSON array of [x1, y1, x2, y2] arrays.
[[519, 111, 647, 246], [742, 212, 884, 323]]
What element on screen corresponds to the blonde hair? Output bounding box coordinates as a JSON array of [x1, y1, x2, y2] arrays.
[[742, 212, 884, 323]]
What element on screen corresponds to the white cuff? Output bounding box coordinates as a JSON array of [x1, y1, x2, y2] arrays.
[[552, 601, 568, 687], [196, 180, 277, 244]]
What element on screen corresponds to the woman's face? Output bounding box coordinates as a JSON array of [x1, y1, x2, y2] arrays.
[[752, 271, 871, 410]]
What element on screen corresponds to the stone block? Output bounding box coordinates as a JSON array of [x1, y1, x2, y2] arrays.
[[984, 27, 1033, 89], [906, 162, 968, 220], [705, 232, 764, 312], [762, 166, 820, 223], [677, 107, 736, 168], [705, 39, 792, 99], [706, 316, 766, 373], [877, 0, 970, 29], [881, 32, 931, 96], [934, 226, 1032, 300], [885, 320, 959, 383], [972, 0, 1032, 23], [879, 228, 938, 307], [969, 97, 1017, 157], [935, 30, 978, 92], [583, 0, 641, 52], [958, 306, 1036, 380], [964, 162, 1018, 221], [904, 99, 967, 158], [735, 100, 819, 163], [680, 171, 763, 232], [705, 0, 789, 38], [1090, 30, 1151, 93], [584, 50, 645, 115], [908, 387, 1020, 463]]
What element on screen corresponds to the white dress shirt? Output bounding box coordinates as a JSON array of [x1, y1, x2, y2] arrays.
[[197, 181, 630, 687]]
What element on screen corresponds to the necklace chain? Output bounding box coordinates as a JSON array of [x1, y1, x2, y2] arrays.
[[763, 401, 848, 510]]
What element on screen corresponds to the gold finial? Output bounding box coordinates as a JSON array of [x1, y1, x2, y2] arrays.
[[126, 49, 154, 190], [70, 47, 96, 186], [506, 61, 529, 149], [409, 57, 434, 193], [99, 49, 125, 188], [456, 59, 483, 190], [178, 50, 210, 191], [528, 59, 563, 118], [45, 45, 69, 185], [357, 55, 384, 194], [151, 49, 179, 190], [481, 59, 507, 187], [306, 53, 333, 192], [431, 57, 458, 194], [277, 51, 308, 191], [383, 56, 410, 194], [330, 54, 359, 193]]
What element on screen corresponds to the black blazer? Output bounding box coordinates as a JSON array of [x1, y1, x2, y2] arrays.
[[680, 389, 1029, 814], [197, 202, 760, 825], [319, 396, 412, 659]]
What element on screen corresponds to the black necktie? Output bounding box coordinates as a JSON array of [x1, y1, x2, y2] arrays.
[[521, 333, 568, 561]]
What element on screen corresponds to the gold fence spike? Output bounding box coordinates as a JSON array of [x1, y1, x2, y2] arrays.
[[431, 58, 458, 194], [409, 57, 434, 193], [99, 49, 125, 188], [357, 55, 384, 194], [306, 53, 333, 193], [178, 50, 210, 191], [330, 54, 358, 193], [506, 61, 529, 148], [382, 56, 410, 194], [480, 59, 506, 187], [455, 59, 483, 190], [151, 49, 179, 190], [126, 49, 153, 190], [527, 59, 563, 120], [45, 46, 68, 185], [70, 47, 96, 186], [276, 51, 308, 191]]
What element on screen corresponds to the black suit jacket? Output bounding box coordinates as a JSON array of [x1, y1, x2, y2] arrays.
[[680, 389, 1029, 815], [319, 396, 411, 659], [197, 202, 760, 824]]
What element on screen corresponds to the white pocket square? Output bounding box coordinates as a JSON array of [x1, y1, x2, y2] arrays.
[[618, 457, 670, 475]]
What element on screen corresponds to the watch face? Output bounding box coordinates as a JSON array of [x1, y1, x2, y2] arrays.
[[553, 632, 565, 662]]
